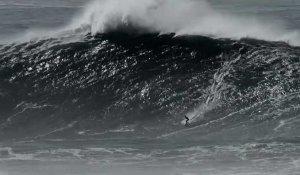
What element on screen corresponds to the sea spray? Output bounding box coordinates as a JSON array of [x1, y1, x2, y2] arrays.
[[66, 0, 300, 45]]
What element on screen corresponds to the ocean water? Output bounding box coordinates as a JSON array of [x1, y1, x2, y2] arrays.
[[0, 0, 300, 175]]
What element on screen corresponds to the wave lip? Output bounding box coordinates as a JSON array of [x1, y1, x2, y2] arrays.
[[3, 0, 300, 46], [64, 0, 300, 45]]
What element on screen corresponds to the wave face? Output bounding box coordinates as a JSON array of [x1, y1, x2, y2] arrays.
[[0, 32, 299, 142]]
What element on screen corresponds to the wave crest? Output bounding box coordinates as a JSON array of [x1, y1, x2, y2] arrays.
[[66, 0, 300, 45]]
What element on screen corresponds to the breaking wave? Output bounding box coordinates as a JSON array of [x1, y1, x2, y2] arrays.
[[0, 32, 299, 142], [66, 0, 300, 45], [0, 0, 299, 143], [5, 0, 300, 46]]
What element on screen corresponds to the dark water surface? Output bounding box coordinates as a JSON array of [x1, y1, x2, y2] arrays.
[[0, 0, 299, 175]]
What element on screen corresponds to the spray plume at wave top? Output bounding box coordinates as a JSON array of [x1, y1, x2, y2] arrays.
[[67, 0, 300, 45]]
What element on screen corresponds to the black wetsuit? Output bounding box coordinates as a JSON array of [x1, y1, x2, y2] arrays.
[[185, 115, 190, 126]]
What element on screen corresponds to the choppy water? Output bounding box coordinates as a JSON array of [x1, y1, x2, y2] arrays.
[[0, 0, 299, 175]]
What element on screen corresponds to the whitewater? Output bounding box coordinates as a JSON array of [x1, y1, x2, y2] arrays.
[[0, 0, 299, 175], [4, 0, 300, 45]]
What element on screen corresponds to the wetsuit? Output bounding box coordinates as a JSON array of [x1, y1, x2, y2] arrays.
[[185, 115, 190, 126]]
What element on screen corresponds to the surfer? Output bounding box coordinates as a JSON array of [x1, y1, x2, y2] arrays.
[[184, 115, 190, 126]]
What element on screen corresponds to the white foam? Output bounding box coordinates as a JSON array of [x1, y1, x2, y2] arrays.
[[0, 147, 14, 157], [0, 147, 36, 161], [87, 147, 136, 155], [3, 0, 300, 46], [109, 125, 135, 133], [55, 149, 83, 159], [66, 0, 300, 45], [88, 147, 114, 154]]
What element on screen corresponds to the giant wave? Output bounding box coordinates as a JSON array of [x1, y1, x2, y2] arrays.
[[1, 1, 300, 175], [0, 0, 299, 143], [0, 32, 299, 142]]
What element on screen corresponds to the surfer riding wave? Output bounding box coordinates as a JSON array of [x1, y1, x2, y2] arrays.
[[185, 115, 190, 127]]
